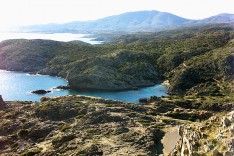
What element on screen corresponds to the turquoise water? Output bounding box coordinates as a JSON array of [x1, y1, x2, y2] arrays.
[[0, 70, 168, 103]]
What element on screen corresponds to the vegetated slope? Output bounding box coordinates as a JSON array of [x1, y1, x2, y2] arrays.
[[168, 40, 234, 95], [0, 39, 160, 91], [0, 24, 233, 95], [119, 24, 234, 95], [152, 25, 234, 95], [0, 39, 65, 72]]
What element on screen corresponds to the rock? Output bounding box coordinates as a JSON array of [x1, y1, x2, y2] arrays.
[[209, 116, 219, 123], [31, 90, 51, 94], [52, 134, 76, 148], [216, 133, 226, 139], [139, 98, 148, 103], [78, 144, 103, 156], [0, 136, 7, 149], [0, 95, 6, 108], [230, 125, 234, 135], [221, 117, 231, 128], [181, 135, 193, 156], [204, 144, 212, 152], [191, 131, 201, 140], [114, 127, 129, 135], [178, 125, 184, 136], [54, 85, 71, 90], [228, 111, 234, 123], [224, 151, 234, 156], [229, 138, 234, 151], [199, 126, 206, 132], [213, 149, 222, 156], [28, 125, 54, 141]]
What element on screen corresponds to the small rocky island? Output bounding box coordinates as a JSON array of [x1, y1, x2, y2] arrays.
[[31, 90, 51, 94]]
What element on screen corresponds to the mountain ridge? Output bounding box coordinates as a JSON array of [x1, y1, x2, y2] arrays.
[[18, 10, 234, 33]]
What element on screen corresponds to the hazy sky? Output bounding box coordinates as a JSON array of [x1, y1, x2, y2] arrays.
[[0, 0, 234, 30]]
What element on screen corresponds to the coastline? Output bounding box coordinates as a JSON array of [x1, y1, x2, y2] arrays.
[[0, 69, 168, 103]]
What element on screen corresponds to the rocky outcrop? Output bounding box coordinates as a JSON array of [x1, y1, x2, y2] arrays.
[[0, 95, 165, 155], [66, 51, 160, 91], [0, 95, 6, 108], [166, 125, 202, 156], [160, 110, 234, 155]]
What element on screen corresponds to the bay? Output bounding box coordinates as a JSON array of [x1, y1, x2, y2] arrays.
[[0, 70, 168, 103], [0, 32, 103, 44]]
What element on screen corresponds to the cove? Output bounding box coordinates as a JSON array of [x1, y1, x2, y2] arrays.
[[0, 70, 168, 103]]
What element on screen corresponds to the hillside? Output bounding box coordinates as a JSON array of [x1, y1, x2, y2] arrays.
[[19, 11, 234, 33], [0, 40, 160, 91], [0, 94, 234, 155], [0, 23, 234, 156], [0, 24, 233, 96]]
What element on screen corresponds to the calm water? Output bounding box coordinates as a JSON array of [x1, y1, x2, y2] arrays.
[[0, 32, 103, 44], [0, 70, 168, 103]]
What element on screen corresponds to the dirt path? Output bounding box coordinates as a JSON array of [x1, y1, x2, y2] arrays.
[[162, 126, 181, 155]]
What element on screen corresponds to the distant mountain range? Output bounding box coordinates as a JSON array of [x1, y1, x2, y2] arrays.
[[18, 10, 234, 33]]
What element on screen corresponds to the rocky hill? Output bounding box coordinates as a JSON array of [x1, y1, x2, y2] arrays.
[[0, 94, 233, 155]]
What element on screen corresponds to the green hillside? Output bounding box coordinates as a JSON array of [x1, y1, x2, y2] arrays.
[[0, 24, 233, 95], [0, 23, 234, 156]]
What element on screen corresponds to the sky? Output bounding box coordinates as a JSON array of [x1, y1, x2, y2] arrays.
[[0, 0, 234, 30]]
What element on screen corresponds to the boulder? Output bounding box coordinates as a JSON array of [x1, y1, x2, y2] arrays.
[[221, 117, 231, 128], [31, 90, 51, 94]]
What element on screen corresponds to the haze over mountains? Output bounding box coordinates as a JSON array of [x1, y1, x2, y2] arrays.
[[18, 10, 234, 33]]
